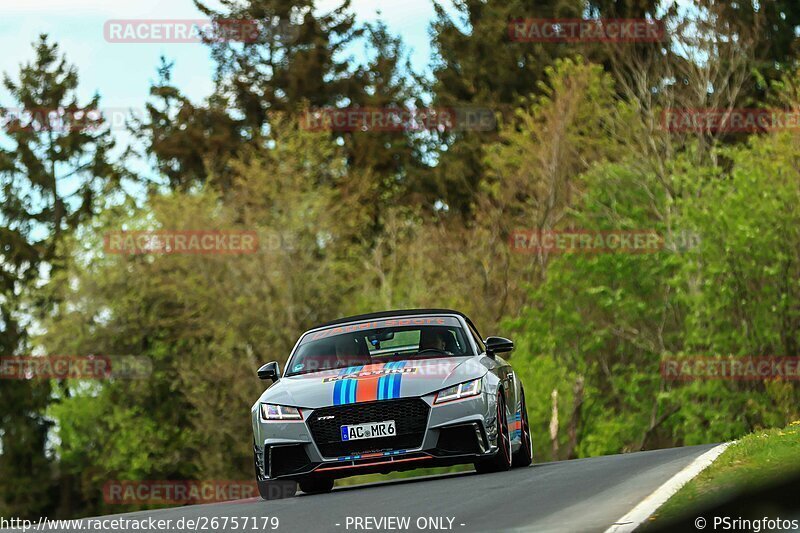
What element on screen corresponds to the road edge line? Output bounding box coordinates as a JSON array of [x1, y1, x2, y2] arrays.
[[604, 442, 732, 533]]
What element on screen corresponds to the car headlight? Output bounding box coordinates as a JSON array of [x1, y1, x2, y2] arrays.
[[260, 403, 303, 421], [434, 378, 482, 404]]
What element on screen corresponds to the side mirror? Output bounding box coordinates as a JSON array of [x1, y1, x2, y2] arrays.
[[485, 336, 514, 358], [257, 361, 280, 382]]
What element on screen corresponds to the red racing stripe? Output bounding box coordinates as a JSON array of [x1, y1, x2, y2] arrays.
[[355, 362, 386, 403]]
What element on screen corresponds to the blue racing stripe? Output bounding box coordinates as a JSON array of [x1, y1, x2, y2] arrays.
[[338, 377, 348, 405], [333, 380, 344, 406], [382, 361, 395, 400], [333, 366, 361, 405], [378, 362, 397, 401], [348, 376, 356, 404], [333, 366, 346, 406], [386, 361, 397, 399], [344, 365, 363, 405], [390, 360, 407, 399], [378, 363, 394, 400], [341, 378, 347, 405]]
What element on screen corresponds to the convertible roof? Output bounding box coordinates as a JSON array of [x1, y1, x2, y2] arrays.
[[312, 308, 479, 334]]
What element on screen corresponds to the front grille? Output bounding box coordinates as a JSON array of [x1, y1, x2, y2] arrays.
[[307, 399, 430, 458]]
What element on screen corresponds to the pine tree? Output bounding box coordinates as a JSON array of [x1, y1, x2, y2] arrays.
[[0, 34, 128, 518], [196, 0, 362, 111], [330, 20, 428, 242], [135, 57, 248, 192], [137, 1, 365, 192]]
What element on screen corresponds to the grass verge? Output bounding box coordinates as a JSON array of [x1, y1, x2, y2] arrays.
[[646, 421, 800, 526]]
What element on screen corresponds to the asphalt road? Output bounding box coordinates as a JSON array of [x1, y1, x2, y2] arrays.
[[12, 444, 716, 533]]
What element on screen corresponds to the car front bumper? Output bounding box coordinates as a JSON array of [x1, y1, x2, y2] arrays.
[[253, 391, 499, 480]]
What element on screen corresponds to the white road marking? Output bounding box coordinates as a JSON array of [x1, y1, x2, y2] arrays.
[[604, 442, 732, 533]]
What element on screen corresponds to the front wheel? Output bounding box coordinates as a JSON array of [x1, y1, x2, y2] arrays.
[[512, 388, 533, 467], [474, 392, 512, 474]]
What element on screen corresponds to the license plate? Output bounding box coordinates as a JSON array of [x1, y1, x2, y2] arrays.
[[340, 420, 396, 441]]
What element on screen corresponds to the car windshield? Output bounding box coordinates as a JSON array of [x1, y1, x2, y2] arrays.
[[286, 316, 473, 376]]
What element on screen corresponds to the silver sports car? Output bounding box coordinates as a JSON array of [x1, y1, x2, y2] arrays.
[[251, 309, 533, 497]]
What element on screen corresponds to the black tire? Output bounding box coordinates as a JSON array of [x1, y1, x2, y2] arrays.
[[257, 479, 297, 500], [474, 392, 512, 474], [512, 389, 533, 467], [299, 476, 334, 495]]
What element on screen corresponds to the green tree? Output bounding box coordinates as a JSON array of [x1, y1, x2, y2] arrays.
[[477, 57, 623, 321], [38, 119, 352, 513], [428, 0, 585, 216], [0, 35, 128, 518], [695, 0, 800, 99], [506, 162, 684, 458], [669, 129, 800, 443]]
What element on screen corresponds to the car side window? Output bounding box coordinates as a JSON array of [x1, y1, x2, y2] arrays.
[[469, 324, 486, 353]]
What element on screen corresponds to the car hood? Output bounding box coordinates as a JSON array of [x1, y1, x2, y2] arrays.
[[255, 356, 487, 409]]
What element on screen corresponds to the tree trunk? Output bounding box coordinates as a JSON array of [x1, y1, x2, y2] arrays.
[[549, 388, 559, 460], [564, 376, 584, 460]]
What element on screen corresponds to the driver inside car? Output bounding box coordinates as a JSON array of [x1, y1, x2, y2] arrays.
[[417, 328, 454, 355], [334, 335, 371, 367]]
